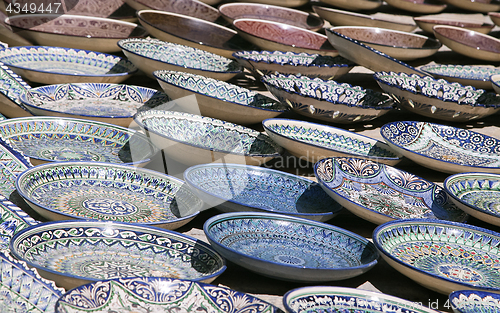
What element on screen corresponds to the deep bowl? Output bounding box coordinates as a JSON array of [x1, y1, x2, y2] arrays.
[[0, 62, 33, 118], [374, 71, 500, 121], [261, 73, 394, 123], [154, 70, 287, 125], [0, 46, 138, 85], [421, 64, 500, 90], [414, 15, 494, 34], [449, 290, 500, 313], [183, 163, 342, 222], [204, 212, 378, 282], [10, 220, 226, 290], [118, 38, 242, 81], [123, 0, 220, 22]]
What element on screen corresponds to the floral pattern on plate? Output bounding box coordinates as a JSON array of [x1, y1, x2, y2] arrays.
[[0, 62, 31, 112], [449, 290, 500, 313], [0, 195, 37, 250]]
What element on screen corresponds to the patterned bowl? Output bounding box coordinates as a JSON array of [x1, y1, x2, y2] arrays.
[[0, 62, 33, 118], [421, 64, 500, 90], [262, 118, 402, 165], [118, 38, 242, 80], [16, 162, 202, 230], [374, 71, 500, 121], [315, 157, 468, 225], [384, 0, 447, 13], [0, 194, 37, 250], [373, 219, 500, 294], [10, 220, 226, 290], [0, 10, 32, 46], [122, 0, 221, 22], [381, 121, 500, 174], [414, 15, 494, 34], [261, 73, 394, 123], [204, 212, 378, 282], [0, 116, 158, 166], [233, 19, 338, 57], [154, 70, 286, 125], [55, 277, 283, 313], [444, 173, 500, 227], [0, 139, 31, 202], [0, 46, 138, 85], [449, 290, 500, 313], [233, 50, 354, 80], [5, 14, 147, 53], [284, 286, 441, 313], [133, 110, 282, 166], [439, 0, 500, 12], [18, 82, 171, 128], [318, 0, 382, 11], [183, 163, 342, 222], [490, 74, 500, 94]]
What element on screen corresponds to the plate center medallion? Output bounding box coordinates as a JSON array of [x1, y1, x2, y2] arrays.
[[82, 198, 138, 216]]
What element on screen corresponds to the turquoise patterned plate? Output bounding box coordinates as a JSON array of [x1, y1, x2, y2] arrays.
[[420, 64, 500, 90], [55, 277, 282, 313], [449, 290, 500, 313], [0, 62, 33, 118], [10, 220, 227, 290], [314, 157, 468, 225]]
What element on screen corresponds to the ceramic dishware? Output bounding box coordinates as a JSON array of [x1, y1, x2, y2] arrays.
[[489, 12, 500, 27], [414, 15, 494, 34], [440, 0, 500, 12], [0, 10, 32, 46], [491, 74, 500, 94], [228, 0, 308, 7], [122, 0, 220, 22], [0, 195, 37, 250], [420, 64, 500, 90], [449, 290, 500, 313], [0, 138, 31, 200], [384, 0, 447, 13], [319, 0, 382, 11], [0, 62, 33, 118]]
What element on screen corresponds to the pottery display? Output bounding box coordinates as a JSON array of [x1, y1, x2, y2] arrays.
[[414, 15, 494, 34], [0, 62, 33, 118], [420, 64, 500, 90], [384, 0, 447, 13], [123, 0, 220, 22], [449, 290, 500, 313]]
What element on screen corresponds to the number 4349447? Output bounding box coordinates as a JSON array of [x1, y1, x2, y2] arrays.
[[5, 1, 63, 14]]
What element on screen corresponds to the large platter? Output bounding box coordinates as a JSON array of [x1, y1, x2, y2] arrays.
[[420, 64, 500, 90]]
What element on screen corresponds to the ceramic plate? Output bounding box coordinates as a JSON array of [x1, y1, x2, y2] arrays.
[[0, 138, 31, 199], [414, 15, 494, 34], [10, 220, 227, 290], [420, 64, 500, 90], [184, 163, 342, 222], [0, 116, 158, 166], [449, 290, 500, 313], [381, 121, 500, 174], [439, 0, 500, 12], [384, 0, 447, 13], [314, 157, 468, 225], [19, 82, 172, 127], [16, 162, 202, 230], [204, 212, 378, 282], [373, 219, 500, 294], [55, 277, 283, 313], [491, 74, 500, 94], [319, 0, 382, 11], [122, 0, 220, 22], [262, 118, 402, 165], [0, 46, 138, 85], [0, 195, 37, 250], [0, 62, 33, 118]]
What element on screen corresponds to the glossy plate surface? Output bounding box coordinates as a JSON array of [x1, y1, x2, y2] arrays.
[[0, 62, 33, 118], [420, 64, 500, 89], [449, 290, 500, 313]]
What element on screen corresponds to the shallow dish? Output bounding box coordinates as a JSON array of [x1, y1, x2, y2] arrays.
[[374, 71, 500, 121], [440, 0, 500, 12], [0, 195, 37, 250], [16, 162, 202, 230], [0, 116, 158, 166], [313, 6, 417, 32], [123, 0, 220, 22], [261, 73, 394, 123], [118, 38, 242, 81], [19, 82, 171, 128], [262, 118, 402, 165], [6, 14, 147, 53], [330, 26, 441, 61], [184, 163, 342, 222], [55, 277, 282, 313], [420, 64, 500, 90], [373, 219, 500, 294], [0, 10, 32, 46], [64, 0, 136, 21], [380, 121, 500, 174], [204, 212, 378, 282], [384, 0, 447, 13], [315, 157, 468, 225], [489, 12, 500, 27], [0, 46, 137, 85], [491, 74, 500, 94], [319, 0, 382, 11], [134, 110, 282, 166], [154, 70, 286, 125], [0, 138, 31, 200], [233, 50, 353, 80], [138, 10, 255, 59], [0, 62, 33, 118], [433, 25, 500, 62], [229, 0, 308, 8], [233, 19, 338, 57], [449, 290, 500, 313], [10, 220, 226, 290], [414, 15, 494, 34], [219, 3, 324, 31]]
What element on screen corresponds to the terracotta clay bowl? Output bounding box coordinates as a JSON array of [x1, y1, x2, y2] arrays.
[[123, 0, 220, 22], [414, 15, 494, 34]]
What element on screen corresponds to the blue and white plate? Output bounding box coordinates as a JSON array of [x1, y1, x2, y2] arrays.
[[0, 62, 33, 118], [0, 195, 37, 250], [315, 157, 468, 225], [420, 64, 500, 90], [204, 212, 378, 282], [0, 138, 31, 199], [381, 121, 500, 174], [449, 290, 500, 313]]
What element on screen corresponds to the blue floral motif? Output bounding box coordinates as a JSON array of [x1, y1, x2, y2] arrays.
[[450, 290, 500, 313], [421, 64, 500, 83], [0, 62, 31, 112]]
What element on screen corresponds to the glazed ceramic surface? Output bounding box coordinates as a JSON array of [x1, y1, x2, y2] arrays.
[[64, 0, 136, 21], [55, 277, 282, 313], [374, 71, 500, 121], [414, 16, 494, 34], [0, 46, 138, 85], [330, 26, 441, 61], [233, 19, 338, 57], [319, 0, 382, 11], [233, 50, 354, 80], [0, 116, 158, 166], [440, 0, 500, 12], [0, 195, 37, 250], [381, 121, 500, 174], [444, 173, 500, 227], [261, 73, 394, 123], [262, 118, 402, 165], [154, 70, 286, 125], [134, 110, 282, 166], [122, 0, 220, 22], [449, 290, 500, 313], [219, 3, 324, 31], [16, 162, 202, 229], [183, 163, 342, 222], [421, 64, 500, 90], [0, 138, 31, 199], [284, 286, 441, 313], [491, 75, 500, 94], [118, 38, 242, 81], [19, 82, 172, 127], [489, 12, 500, 27], [0, 62, 33, 118], [6, 14, 147, 53], [384, 0, 447, 13], [10, 220, 226, 290], [373, 219, 500, 294], [230, 0, 308, 8], [314, 157, 468, 225], [204, 212, 378, 282]]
